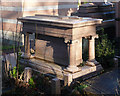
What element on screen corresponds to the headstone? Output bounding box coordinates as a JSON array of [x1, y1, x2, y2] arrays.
[[24, 67, 32, 83], [5, 53, 17, 68], [5, 60, 10, 76], [113, 58, 118, 68], [51, 78, 61, 94]]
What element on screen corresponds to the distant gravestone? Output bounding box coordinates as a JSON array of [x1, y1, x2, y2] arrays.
[[51, 78, 61, 94], [113, 58, 118, 68], [24, 67, 32, 83], [5, 53, 17, 68]]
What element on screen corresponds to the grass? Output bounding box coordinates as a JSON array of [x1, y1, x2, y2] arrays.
[[2, 45, 24, 50], [2, 45, 15, 50]]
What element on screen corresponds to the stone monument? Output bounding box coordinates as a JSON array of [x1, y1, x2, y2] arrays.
[[72, 2, 115, 28], [18, 15, 103, 84]]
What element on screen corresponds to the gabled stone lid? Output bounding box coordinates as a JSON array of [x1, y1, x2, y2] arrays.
[[18, 15, 102, 28]]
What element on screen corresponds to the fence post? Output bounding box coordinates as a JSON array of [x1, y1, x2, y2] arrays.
[[64, 74, 72, 86]]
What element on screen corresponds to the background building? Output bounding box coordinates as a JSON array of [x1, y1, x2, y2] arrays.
[[0, 0, 78, 44]]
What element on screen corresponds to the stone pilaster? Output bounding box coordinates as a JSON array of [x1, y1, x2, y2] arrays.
[[65, 40, 81, 73], [86, 35, 99, 66], [24, 32, 31, 58], [76, 38, 83, 65], [89, 36, 95, 61]]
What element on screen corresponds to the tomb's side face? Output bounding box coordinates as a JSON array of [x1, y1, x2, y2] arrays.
[[35, 34, 69, 66], [23, 22, 72, 40]]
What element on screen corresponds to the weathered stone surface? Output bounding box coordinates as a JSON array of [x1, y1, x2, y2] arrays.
[[74, 2, 115, 20], [18, 15, 103, 84], [24, 67, 32, 83], [64, 74, 72, 86], [20, 58, 103, 80], [23, 32, 31, 59], [72, 64, 103, 79], [72, 2, 115, 29], [51, 78, 61, 94], [4, 53, 17, 68], [35, 35, 69, 66], [18, 15, 102, 68]]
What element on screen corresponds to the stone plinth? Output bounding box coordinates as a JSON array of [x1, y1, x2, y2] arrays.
[[20, 58, 103, 80]]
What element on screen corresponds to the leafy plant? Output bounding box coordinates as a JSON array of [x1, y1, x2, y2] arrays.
[[29, 77, 35, 88], [10, 67, 17, 78], [18, 49, 22, 60], [2, 45, 15, 50], [96, 28, 115, 68], [72, 84, 88, 95], [77, 84, 88, 92], [79, 61, 86, 67], [9, 64, 23, 79], [83, 2, 88, 4], [78, 0, 81, 7]]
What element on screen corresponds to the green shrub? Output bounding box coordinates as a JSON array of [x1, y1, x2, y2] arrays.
[[2, 45, 15, 50], [29, 77, 35, 88], [96, 28, 115, 68], [10, 67, 17, 78], [9, 64, 23, 79], [71, 84, 88, 95]]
